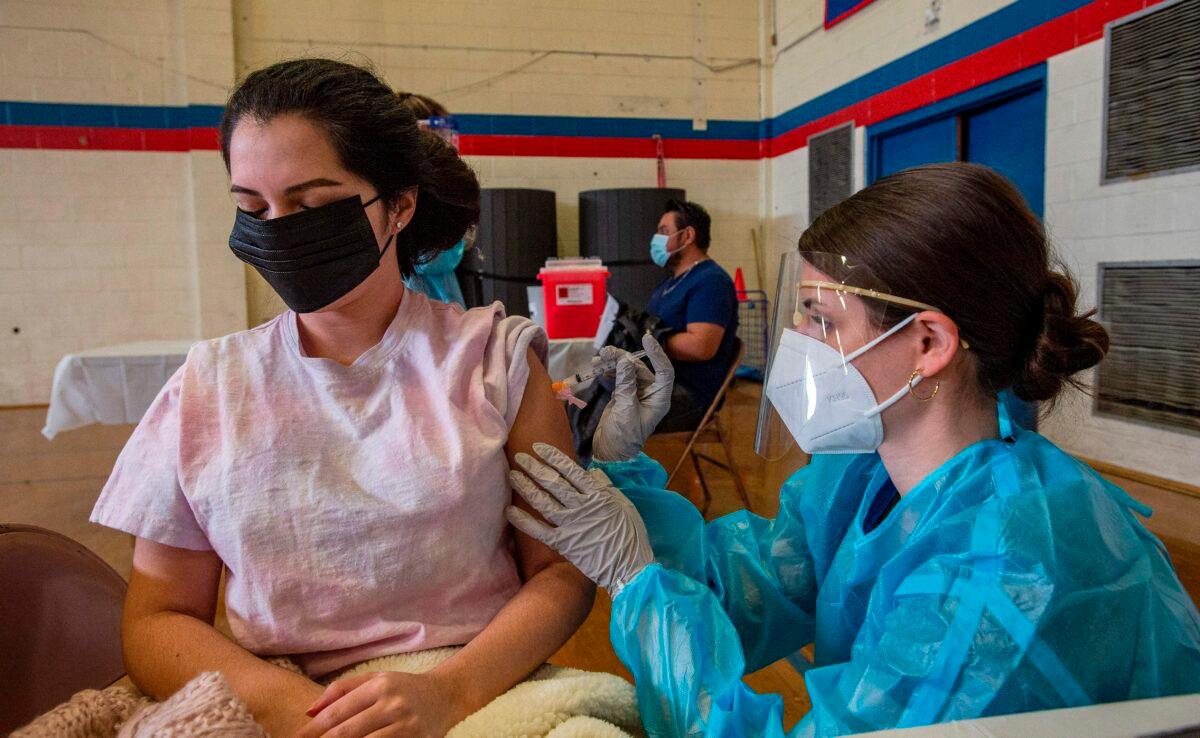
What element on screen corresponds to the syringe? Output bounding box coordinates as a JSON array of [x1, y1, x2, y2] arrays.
[[551, 349, 648, 395]]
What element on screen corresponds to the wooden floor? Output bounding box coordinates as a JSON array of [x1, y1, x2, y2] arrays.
[[3, 383, 1198, 730]]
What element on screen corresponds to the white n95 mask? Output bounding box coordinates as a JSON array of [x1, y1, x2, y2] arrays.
[[764, 313, 923, 455]]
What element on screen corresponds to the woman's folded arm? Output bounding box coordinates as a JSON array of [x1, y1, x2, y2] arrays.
[[122, 538, 325, 736]]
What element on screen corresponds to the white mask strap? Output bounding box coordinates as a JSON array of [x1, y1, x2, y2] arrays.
[[841, 312, 922, 420], [864, 372, 920, 418], [843, 312, 919, 364]]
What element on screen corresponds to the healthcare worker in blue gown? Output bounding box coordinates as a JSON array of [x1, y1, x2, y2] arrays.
[[396, 90, 468, 307], [404, 238, 466, 306], [506, 163, 1200, 736]]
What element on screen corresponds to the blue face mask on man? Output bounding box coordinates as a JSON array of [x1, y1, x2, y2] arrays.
[[650, 233, 683, 267]]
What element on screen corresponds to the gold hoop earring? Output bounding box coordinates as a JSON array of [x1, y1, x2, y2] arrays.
[[908, 370, 939, 402]]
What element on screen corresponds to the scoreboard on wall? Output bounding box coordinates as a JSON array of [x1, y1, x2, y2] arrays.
[[825, 0, 879, 28]]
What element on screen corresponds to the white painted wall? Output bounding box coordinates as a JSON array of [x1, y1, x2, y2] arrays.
[[762, 1, 1200, 484], [1040, 40, 1200, 483], [2, 0, 764, 398], [4, 0, 1196, 486], [762, 0, 1010, 284], [232, 0, 761, 121], [232, 0, 766, 323], [0, 0, 241, 405]]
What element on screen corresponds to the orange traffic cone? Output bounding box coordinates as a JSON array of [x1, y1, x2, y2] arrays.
[[734, 267, 748, 301]]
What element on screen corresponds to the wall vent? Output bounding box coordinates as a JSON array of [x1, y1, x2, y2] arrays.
[[1103, 0, 1200, 181], [1096, 261, 1200, 434], [808, 122, 853, 223]]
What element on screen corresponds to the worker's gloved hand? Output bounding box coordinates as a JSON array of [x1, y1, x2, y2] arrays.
[[507, 443, 653, 595], [592, 333, 674, 462]]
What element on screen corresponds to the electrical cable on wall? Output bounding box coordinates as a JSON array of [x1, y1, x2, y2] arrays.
[[773, 23, 822, 60], [248, 36, 760, 99], [0, 24, 230, 92], [254, 36, 760, 74], [437, 52, 554, 97], [0, 24, 761, 102]]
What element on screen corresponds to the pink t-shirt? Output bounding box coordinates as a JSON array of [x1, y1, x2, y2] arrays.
[[91, 292, 547, 677]]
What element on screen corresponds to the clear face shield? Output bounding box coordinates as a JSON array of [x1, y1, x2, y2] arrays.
[[755, 251, 948, 459]]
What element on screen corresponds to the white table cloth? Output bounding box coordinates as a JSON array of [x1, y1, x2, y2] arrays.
[[546, 339, 597, 382], [539, 293, 616, 382], [42, 340, 197, 440]]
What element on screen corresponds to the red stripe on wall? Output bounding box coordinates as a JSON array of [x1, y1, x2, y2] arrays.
[[189, 127, 221, 150], [0, 126, 38, 148], [0, 125, 220, 152], [142, 129, 190, 151], [0, 0, 1163, 159], [825, 0, 880, 30], [765, 0, 1162, 157]]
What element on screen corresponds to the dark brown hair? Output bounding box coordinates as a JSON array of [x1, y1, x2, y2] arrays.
[[396, 91, 449, 119], [219, 59, 479, 277], [664, 199, 712, 251], [800, 162, 1109, 405]]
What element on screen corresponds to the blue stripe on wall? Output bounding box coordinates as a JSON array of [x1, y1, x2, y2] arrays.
[[453, 113, 761, 140], [1, 102, 224, 128], [1, 0, 1100, 145], [765, 0, 1092, 137]]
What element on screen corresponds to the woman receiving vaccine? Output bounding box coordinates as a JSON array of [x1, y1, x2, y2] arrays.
[[92, 59, 593, 737]]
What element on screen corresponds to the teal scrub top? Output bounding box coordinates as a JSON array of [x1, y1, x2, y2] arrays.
[[404, 240, 466, 307], [595, 407, 1200, 736]]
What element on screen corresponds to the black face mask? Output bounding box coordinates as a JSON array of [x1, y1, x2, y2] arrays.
[[229, 195, 394, 313]]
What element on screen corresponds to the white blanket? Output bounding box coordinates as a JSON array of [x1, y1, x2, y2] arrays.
[[338, 647, 642, 738], [16, 647, 642, 738]]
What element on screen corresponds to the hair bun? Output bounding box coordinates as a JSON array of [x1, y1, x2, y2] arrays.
[[1011, 271, 1110, 403]]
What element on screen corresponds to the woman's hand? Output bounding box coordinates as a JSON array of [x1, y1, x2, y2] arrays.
[[592, 333, 674, 462], [506, 443, 654, 595], [296, 670, 466, 738]]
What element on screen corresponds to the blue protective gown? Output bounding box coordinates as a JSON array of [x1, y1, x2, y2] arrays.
[[595, 410, 1200, 736], [403, 239, 466, 306]]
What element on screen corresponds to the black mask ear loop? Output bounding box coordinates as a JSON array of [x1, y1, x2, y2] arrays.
[[361, 193, 396, 263]]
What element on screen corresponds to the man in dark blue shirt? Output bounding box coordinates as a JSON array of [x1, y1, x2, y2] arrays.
[[645, 199, 739, 432]]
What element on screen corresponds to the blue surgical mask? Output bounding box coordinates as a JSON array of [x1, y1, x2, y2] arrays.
[[650, 233, 678, 267]]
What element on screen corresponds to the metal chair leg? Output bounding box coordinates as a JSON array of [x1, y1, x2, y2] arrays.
[[667, 421, 706, 486], [717, 423, 752, 512], [690, 450, 712, 516]]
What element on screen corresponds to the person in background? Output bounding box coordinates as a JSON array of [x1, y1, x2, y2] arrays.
[[396, 91, 445, 121], [396, 91, 467, 307], [645, 199, 739, 431]]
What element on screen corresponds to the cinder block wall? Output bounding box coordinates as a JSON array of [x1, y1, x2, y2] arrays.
[[0, 0, 243, 404], [762, 0, 1199, 484], [3, 0, 1196, 485], [232, 0, 767, 324]]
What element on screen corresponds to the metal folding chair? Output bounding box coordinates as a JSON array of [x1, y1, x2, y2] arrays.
[[657, 339, 752, 516], [0, 524, 127, 733]]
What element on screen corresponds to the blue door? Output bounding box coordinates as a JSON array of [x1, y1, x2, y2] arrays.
[[868, 66, 1047, 427], [869, 64, 1046, 216], [964, 88, 1046, 217], [875, 116, 959, 181]]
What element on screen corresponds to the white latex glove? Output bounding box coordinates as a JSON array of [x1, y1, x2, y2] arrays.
[[592, 333, 674, 462], [507, 442, 653, 595]]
